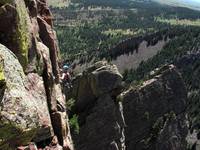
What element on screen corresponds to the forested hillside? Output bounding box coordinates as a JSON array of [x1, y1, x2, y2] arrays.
[[50, 0, 200, 67]]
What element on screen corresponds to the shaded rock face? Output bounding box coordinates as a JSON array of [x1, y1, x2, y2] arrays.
[[0, 0, 73, 149], [122, 65, 188, 150], [175, 51, 200, 150], [0, 0, 36, 69], [70, 63, 188, 150], [70, 61, 125, 150], [71, 61, 123, 111]]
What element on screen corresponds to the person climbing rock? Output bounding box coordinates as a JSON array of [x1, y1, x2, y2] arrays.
[[60, 64, 72, 89]]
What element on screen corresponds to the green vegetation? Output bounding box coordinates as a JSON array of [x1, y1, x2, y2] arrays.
[[52, 0, 200, 64], [69, 114, 80, 134], [47, 0, 70, 8], [123, 27, 200, 83], [66, 98, 76, 111], [15, 0, 30, 69], [155, 17, 200, 27], [0, 0, 13, 5], [0, 119, 37, 149], [121, 27, 200, 138]]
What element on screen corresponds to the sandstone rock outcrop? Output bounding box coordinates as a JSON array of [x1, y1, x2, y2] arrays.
[[121, 65, 188, 150], [70, 63, 188, 150], [70, 61, 125, 150], [71, 61, 123, 111], [0, 0, 73, 149]]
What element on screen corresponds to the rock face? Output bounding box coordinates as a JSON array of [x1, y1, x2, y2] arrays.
[[26, 73, 54, 143], [70, 61, 126, 150], [71, 61, 123, 111], [121, 65, 187, 150], [0, 0, 73, 149], [0, 44, 52, 149], [70, 63, 188, 150], [0, 0, 30, 69], [175, 51, 200, 150]]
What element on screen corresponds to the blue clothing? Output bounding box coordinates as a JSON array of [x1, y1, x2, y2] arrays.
[[63, 65, 69, 70]]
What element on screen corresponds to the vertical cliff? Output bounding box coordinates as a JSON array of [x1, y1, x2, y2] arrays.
[[0, 0, 73, 149]]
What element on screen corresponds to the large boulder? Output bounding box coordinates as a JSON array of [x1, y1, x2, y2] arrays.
[[89, 61, 123, 96], [71, 61, 123, 111], [121, 65, 188, 150], [0, 44, 53, 149]]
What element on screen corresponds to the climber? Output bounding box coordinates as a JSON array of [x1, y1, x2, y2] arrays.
[[60, 64, 72, 88]]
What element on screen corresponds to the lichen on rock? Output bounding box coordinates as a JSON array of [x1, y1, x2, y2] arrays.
[[14, 0, 31, 69], [0, 0, 31, 70], [0, 44, 39, 149]]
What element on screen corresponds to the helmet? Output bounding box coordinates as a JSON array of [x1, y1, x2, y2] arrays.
[[63, 65, 69, 70]]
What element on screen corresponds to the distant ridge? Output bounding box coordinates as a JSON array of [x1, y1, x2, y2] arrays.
[[152, 0, 200, 11]]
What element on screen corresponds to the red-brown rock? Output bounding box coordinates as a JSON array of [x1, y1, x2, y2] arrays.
[[0, 0, 73, 149], [37, 16, 60, 82]]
